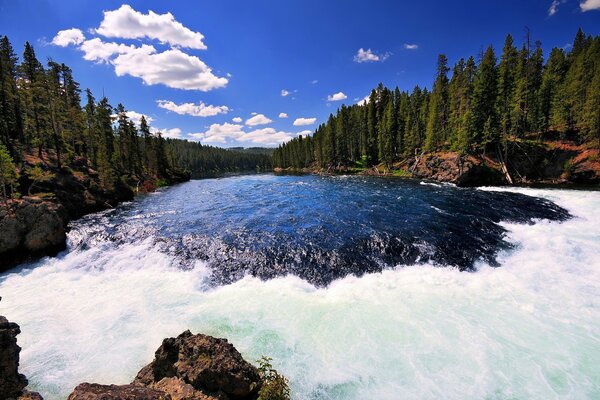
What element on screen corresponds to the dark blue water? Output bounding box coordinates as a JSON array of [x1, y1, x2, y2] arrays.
[[68, 174, 569, 286]]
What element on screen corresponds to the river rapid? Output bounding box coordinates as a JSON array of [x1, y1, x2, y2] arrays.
[[0, 175, 599, 399]]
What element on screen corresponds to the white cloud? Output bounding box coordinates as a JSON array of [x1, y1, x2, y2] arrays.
[[581, 0, 600, 11], [298, 130, 312, 136], [311, 80, 318, 84], [281, 89, 290, 97], [157, 100, 229, 117], [279, 112, 288, 118], [251, 112, 258, 115], [327, 92, 348, 101], [111, 110, 154, 126], [354, 48, 390, 63], [549, 0, 569, 15], [152, 127, 182, 139], [293, 117, 317, 126], [245, 114, 272, 126], [232, 117, 242, 123], [354, 48, 380, 63], [356, 94, 370, 106], [404, 43, 418, 50], [52, 28, 85, 47], [94, 4, 206, 49], [77, 38, 228, 91], [189, 123, 300, 146]]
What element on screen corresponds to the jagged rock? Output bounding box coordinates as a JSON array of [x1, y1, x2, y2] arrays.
[[0, 198, 67, 271], [411, 152, 505, 187], [17, 390, 44, 399], [149, 377, 223, 400], [133, 330, 261, 399], [67, 383, 170, 400], [0, 316, 40, 400]]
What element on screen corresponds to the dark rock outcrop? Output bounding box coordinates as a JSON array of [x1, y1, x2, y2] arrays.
[[67, 383, 171, 400], [0, 198, 67, 271], [410, 152, 506, 187], [0, 316, 43, 400], [133, 330, 261, 400]]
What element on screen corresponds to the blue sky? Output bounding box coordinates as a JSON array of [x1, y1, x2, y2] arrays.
[[1, 0, 599, 147]]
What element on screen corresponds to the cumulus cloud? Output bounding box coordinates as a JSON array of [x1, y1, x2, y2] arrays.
[[311, 80, 318, 84], [354, 48, 390, 63], [404, 43, 418, 50], [356, 94, 370, 106], [111, 110, 154, 125], [77, 38, 228, 91], [95, 4, 206, 49], [298, 130, 312, 136], [52, 28, 85, 47], [232, 117, 242, 123], [281, 89, 290, 97], [51, 5, 227, 91], [152, 127, 182, 139], [293, 117, 317, 126], [327, 92, 348, 101], [245, 114, 272, 126], [189, 123, 300, 146], [279, 112, 288, 118], [157, 100, 229, 117], [580, 0, 600, 11], [354, 48, 379, 63]]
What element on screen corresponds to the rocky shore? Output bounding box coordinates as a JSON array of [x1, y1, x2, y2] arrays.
[[1, 316, 280, 400], [276, 139, 600, 187], [0, 155, 189, 272]]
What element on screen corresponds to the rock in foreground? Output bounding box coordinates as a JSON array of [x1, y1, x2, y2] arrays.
[[0, 316, 43, 400], [67, 330, 263, 400], [133, 330, 262, 399], [67, 383, 171, 400]]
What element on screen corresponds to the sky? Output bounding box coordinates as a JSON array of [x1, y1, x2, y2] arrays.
[[0, 0, 599, 148]]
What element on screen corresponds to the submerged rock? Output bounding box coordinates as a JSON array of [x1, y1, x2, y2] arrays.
[[67, 383, 171, 400], [133, 330, 261, 399], [0, 316, 43, 400]]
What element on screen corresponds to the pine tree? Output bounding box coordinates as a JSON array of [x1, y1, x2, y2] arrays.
[[425, 54, 450, 150], [0, 36, 23, 156], [496, 34, 518, 146], [0, 142, 18, 205], [468, 46, 499, 150]]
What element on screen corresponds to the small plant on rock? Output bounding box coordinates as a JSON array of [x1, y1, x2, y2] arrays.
[[257, 356, 291, 400]]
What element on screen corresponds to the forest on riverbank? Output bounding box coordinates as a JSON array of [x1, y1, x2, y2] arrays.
[[0, 36, 270, 201], [273, 29, 600, 184]]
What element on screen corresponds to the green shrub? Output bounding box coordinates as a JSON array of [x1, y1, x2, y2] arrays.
[[257, 356, 291, 400]]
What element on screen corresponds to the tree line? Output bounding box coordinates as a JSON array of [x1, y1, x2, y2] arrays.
[[273, 28, 600, 170], [0, 36, 270, 200]]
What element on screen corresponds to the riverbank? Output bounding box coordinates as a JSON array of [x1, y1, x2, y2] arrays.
[[0, 315, 288, 400], [0, 151, 190, 272], [275, 138, 600, 188]]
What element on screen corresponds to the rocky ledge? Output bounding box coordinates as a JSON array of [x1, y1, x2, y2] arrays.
[[0, 316, 43, 400], [0, 155, 190, 272], [1, 315, 276, 400]]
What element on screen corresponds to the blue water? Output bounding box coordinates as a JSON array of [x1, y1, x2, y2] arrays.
[[2, 175, 600, 400], [68, 174, 568, 286]]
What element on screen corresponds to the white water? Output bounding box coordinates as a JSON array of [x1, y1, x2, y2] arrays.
[[1, 187, 599, 399]]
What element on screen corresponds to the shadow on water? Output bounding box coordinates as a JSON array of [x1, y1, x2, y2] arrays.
[[50, 174, 570, 287]]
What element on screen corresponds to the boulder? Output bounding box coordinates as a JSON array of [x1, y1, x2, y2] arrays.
[[150, 377, 223, 400], [0, 198, 67, 271], [67, 383, 170, 400], [0, 316, 28, 398], [133, 330, 261, 399]]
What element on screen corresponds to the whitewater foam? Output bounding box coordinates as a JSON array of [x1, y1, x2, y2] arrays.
[[0, 187, 599, 399]]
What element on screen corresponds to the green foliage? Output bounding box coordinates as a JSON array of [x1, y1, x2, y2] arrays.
[[256, 357, 291, 400], [0, 142, 18, 202], [273, 28, 600, 169]]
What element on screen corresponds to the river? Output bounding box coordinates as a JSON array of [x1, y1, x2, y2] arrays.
[[1, 175, 599, 399]]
